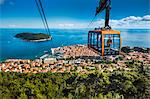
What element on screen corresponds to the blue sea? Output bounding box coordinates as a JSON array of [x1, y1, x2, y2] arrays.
[[0, 28, 150, 61]]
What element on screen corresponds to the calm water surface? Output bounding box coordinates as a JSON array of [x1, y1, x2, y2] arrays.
[[0, 28, 150, 61]]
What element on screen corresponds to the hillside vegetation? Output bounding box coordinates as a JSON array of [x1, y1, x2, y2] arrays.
[[0, 67, 149, 99]]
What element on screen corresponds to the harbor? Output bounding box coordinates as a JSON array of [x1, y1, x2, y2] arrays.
[[0, 45, 149, 74]]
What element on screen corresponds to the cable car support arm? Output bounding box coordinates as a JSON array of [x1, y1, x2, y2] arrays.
[[95, 0, 111, 29]]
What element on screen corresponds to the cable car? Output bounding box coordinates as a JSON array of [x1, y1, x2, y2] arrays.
[[88, 30, 121, 56], [88, 0, 122, 56]]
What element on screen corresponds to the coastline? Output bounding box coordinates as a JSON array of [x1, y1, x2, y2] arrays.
[[22, 37, 52, 42], [1, 28, 150, 62], [1, 44, 150, 62], [15, 32, 52, 42], [0, 44, 149, 74]]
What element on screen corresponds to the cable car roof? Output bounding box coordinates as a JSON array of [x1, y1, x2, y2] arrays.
[[89, 30, 120, 35]]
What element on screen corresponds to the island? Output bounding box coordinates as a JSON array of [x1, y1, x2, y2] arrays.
[[15, 32, 52, 42]]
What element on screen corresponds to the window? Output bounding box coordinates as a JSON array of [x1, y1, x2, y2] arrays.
[[104, 34, 120, 55]]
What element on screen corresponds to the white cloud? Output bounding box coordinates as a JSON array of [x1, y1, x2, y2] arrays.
[[56, 23, 87, 29], [1, 15, 150, 29], [142, 15, 150, 21], [58, 23, 74, 27], [122, 16, 142, 21], [92, 15, 150, 29], [122, 15, 150, 22], [8, 24, 17, 28], [50, 15, 150, 29]]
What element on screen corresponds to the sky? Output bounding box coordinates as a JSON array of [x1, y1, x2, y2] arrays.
[[0, 0, 150, 28]]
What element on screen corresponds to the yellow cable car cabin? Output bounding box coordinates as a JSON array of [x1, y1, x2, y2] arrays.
[[88, 30, 121, 56]]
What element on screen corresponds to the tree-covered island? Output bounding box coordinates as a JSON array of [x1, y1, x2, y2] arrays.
[[15, 32, 52, 42]]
